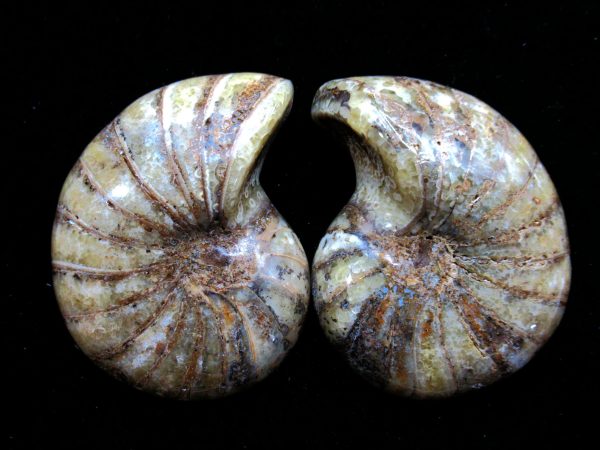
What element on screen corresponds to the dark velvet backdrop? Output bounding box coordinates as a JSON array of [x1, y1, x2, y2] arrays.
[[5, 2, 598, 448]]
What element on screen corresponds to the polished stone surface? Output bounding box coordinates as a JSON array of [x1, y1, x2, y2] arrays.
[[312, 76, 570, 397], [52, 73, 309, 399]]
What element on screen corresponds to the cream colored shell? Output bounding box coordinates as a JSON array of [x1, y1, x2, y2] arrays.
[[312, 76, 571, 397], [52, 73, 310, 399]]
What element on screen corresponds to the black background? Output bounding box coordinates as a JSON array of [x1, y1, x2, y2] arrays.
[[4, 2, 599, 449]]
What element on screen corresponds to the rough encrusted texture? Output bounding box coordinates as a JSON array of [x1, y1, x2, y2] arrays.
[[311, 76, 571, 397], [51, 73, 310, 399]]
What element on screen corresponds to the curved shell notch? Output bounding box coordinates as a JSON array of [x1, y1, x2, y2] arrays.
[[311, 76, 571, 397], [52, 73, 309, 399]]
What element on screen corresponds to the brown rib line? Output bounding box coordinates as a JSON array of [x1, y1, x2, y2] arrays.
[[218, 77, 280, 223], [414, 82, 438, 122], [157, 86, 202, 225], [180, 298, 205, 399], [450, 293, 509, 374], [345, 292, 385, 346], [92, 282, 179, 360], [457, 199, 560, 248], [435, 299, 458, 393], [313, 248, 365, 271], [245, 286, 287, 338], [325, 267, 383, 306], [454, 252, 568, 269], [192, 74, 224, 224], [474, 158, 540, 228], [427, 155, 445, 227], [112, 119, 195, 231], [452, 279, 534, 373], [454, 277, 537, 343], [64, 272, 175, 320], [451, 89, 478, 143], [453, 259, 566, 304], [363, 290, 395, 379], [78, 160, 174, 237], [421, 86, 466, 229], [57, 204, 164, 250], [52, 260, 172, 281], [409, 297, 430, 396], [408, 294, 434, 396], [230, 301, 258, 370], [383, 294, 400, 379], [446, 291, 489, 360], [432, 201, 456, 232], [430, 133, 478, 231], [196, 289, 228, 390], [217, 293, 257, 373], [139, 296, 188, 386], [464, 180, 496, 218]]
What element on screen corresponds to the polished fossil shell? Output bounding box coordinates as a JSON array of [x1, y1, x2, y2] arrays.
[[311, 76, 571, 397], [51, 73, 310, 399]]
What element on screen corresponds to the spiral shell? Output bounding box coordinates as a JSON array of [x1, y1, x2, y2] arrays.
[[51, 73, 310, 399], [311, 76, 571, 397]]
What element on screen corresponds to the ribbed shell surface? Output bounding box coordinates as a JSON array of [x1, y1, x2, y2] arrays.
[[51, 73, 310, 399], [311, 76, 571, 397]]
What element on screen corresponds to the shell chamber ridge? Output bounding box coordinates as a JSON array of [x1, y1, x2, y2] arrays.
[[51, 73, 310, 399], [311, 76, 571, 397]]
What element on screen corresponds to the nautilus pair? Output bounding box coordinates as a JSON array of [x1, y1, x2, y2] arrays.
[[52, 73, 571, 399]]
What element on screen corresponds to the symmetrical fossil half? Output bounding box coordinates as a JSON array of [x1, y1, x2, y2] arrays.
[[51, 73, 310, 399], [311, 76, 571, 397], [52, 72, 570, 399]]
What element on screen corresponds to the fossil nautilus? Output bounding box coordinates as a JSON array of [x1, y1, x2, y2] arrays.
[[312, 76, 571, 397], [51, 73, 310, 398]]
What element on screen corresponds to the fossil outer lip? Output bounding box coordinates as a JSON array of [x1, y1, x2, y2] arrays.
[[311, 76, 571, 398], [51, 73, 310, 399]]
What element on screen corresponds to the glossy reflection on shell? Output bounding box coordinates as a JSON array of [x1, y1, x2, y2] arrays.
[[311, 76, 571, 397], [51, 73, 310, 399]]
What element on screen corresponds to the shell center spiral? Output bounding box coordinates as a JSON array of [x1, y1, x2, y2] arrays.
[[379, 233, 457, 302], [174, 228, 258, 298]]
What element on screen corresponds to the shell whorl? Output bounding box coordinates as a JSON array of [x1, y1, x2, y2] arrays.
[[311, 76, 571, 397], [51, 73, 309, 399]]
